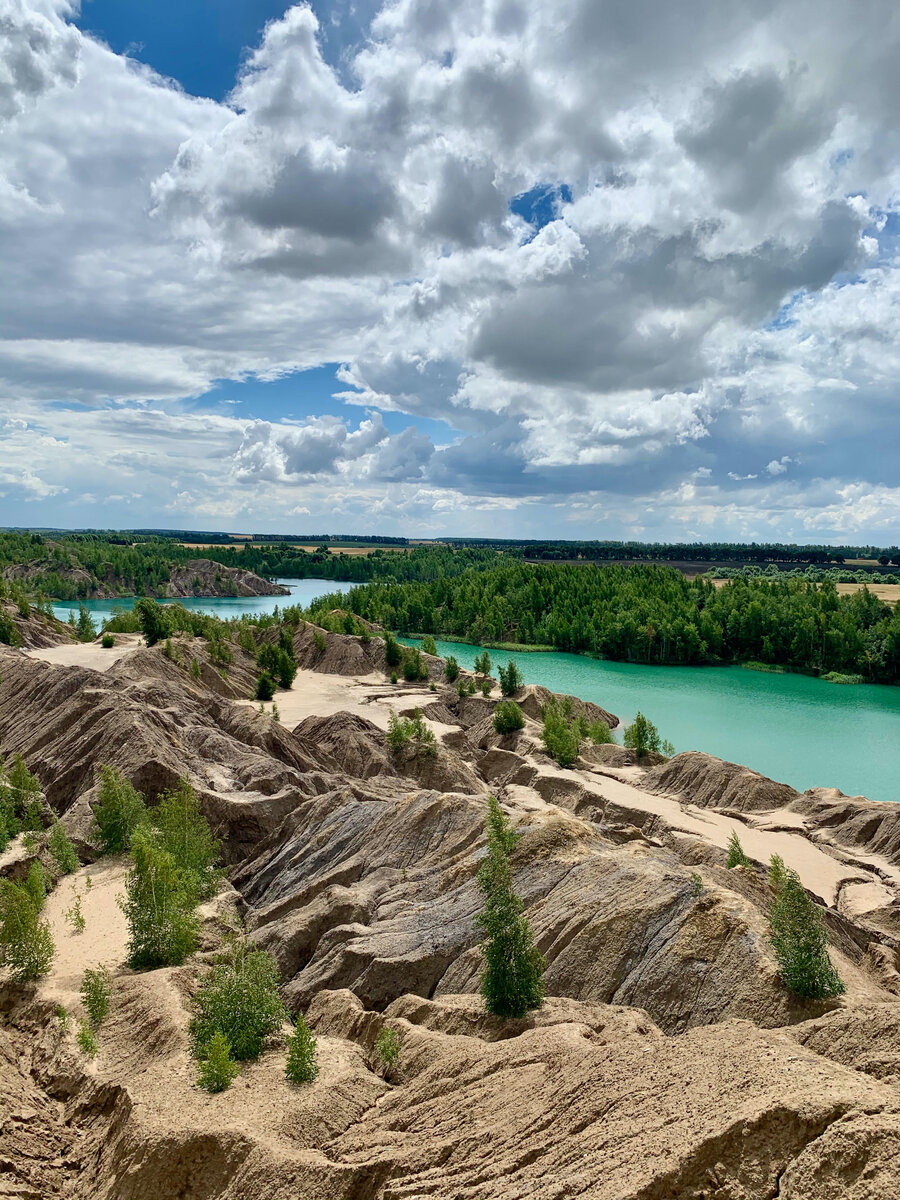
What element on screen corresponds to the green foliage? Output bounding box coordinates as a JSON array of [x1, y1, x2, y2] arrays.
[[48, 821, 79, 874], [497, 660, 523, 697], [769, 866, 845, 999], [120, 826, 199, 969], [285, 1014, 319, 1084], [375, 1027, 401, 1077], [0, 608, 21, 647], [81, 965, 112, 1027], [401, 647, 428, 681], [76, 605, 97, 643], [255, 670, 276, 701], [726, 831, 751, 869], [23, 862, 49, 909], [540, 698, 582, 768], [257, 640, 296, 688], [476, 796, 545, 1019], [76, 1020, 98, 1057], [822, 672, 865, 684], [135, 597, 171, 647], [474, 650, 492, 678], [149, 778, 221, 901], [383, 632, 402, 668], [313, 630, 327, 653], [386, 708, 437, 758], [390, 671, 398, 684], [0, 879, 54, 981], [623, 711, 662, 758], [190, 656, 201, 678], [190, 941, 287, 1062], [65, 896, 86, 933], [421, 635, 437, 656], [660, 738, 676, 757], [689, 872, 704, 898], [0, 754, 44, 850], [196, 1031, 239, 1093], [444, 655, 460, 682], [93, 766, 146, 854], [493, 701, 525, 736], [101, 633, 115, 649]]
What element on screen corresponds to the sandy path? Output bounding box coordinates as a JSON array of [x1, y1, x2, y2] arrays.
[[241, 667, 439, 732], [41, 858, 130, 1007], [27, 633, 144, 672]]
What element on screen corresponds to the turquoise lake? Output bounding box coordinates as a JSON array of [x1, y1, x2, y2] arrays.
[[401, 637, 899, 804], [49, 584, 897, 803]]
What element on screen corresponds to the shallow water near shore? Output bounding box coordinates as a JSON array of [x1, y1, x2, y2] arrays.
[[401, 636, 899, 804]]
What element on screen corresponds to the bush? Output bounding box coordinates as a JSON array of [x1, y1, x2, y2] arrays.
[[577, 717, 614, 745], [135, 598, 171, 647], [383, 632, 402, 668], [76, 1021, 98, 1057], [120, 827, 198, 969], [285, 1014, 319, 1084], [150, 778, 221, 901], [480, 679, 491, 696], [255, 670, 276, 701], [76, 605, 97, 643], [81, 965, 112, 1027], [390, 671, 398, 684], [623, 712, 661, 758], [313, 630, 327, 653], [0, 754, 44, 849], [190, 656, 202, 678], [541, 699, 581, 768], [0, 880, 54, 981], [101, 633, 115, 649], [94, 766, 146, 854], [401, 648, 428, 681], [476, 797, 545, 1019], [769, 866, 845, 999], [386, 709, 437, 758], [497, 660, 523, 697], [421, 635, 437, 656], [48, 821, 79, 874], [375, 1027, 401, 1078], [197, 1031, 239, 1093], [474, 651, 492, 678], [444, 656, 460, 683], [493, 701, 525, 736], [22, 862, 49, 909], [65, 896, 86, 933], [190, 942, 287, 1062], [726, 830, 751, 869]]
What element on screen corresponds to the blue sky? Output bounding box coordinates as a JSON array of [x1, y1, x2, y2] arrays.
[[1, 0, 898, 540]]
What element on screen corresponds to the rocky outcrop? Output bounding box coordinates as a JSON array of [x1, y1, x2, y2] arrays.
[[516, 682, 619, 729], [0, 601, 72, 648], [163, 559, 289, 598]]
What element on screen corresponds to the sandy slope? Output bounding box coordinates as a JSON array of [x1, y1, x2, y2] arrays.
[[27, 633, 144, 671]]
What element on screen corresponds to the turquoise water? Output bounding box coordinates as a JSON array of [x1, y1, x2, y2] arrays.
[[401, 637, 899, 804], [50, 579, 352, 630]]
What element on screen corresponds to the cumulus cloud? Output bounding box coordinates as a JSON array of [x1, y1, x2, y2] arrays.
[[1, 0, 899, 538]]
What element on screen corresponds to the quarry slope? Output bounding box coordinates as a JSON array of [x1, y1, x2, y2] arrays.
[[2, 621, 900, 1198]]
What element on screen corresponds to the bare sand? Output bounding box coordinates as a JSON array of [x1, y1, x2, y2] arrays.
[[241, 667, 440, 732], [27, 633, 144, 672]]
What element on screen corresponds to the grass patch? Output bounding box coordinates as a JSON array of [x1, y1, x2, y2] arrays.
[[741, 660, 786, 674], [821, 671, 865, 685]]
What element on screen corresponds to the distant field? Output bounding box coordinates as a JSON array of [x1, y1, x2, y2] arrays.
[[835, 582, 900, 604], [176, 541, 409, 555]]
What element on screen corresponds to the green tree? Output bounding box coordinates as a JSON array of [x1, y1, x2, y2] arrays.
[[120, 826, 198, 969], [93, 766, 146, 854], [48, 821, 79, 874], [255, 670, 276, 701], [421, 635, 437, 656], [197, 1031, 239, 1093], [383, 632, 402, 668], [726, 830, 751, 868], [190, 941, 287, 1062], [135, 597, 171, 647], [474, 651, 492, 678], [22, 861, 48, 909], [769, 867, 845, 999], [497, 660, 523, 697], [285, 1013, 319, 1084], [475, 797, 545, 1019], [81, 965, 113, 1026], [444, 656, 460, 682], [493, 700, 525, 736], [541, 699, 581, 768], [76, 605, 97, 642], [386, 708, 437, 758], [150, 778, 221, 900], [623, 711, 661, 758], [0, 880, 54, 981]]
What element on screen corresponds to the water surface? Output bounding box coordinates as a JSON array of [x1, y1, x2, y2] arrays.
[[402, 637, 899, 804]]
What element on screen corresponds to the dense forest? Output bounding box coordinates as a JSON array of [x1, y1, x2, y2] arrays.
[[305, 563, 900, 684]]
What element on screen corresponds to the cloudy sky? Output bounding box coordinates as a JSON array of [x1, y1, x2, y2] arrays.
[[1, 0, 898, 540]]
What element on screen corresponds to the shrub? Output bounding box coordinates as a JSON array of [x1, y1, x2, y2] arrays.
[[689, 872, 704, 898], [81, 965, 112, 1027], [444, 656, 460, 683], [120, 827, 198, 969], [76, 605, 97, 643], [386, 709, 437, 758], [541, 699, 581, 768], [726, 830, 751, 869], [476, 796, 545, 1019], [76, 1021, 98, 1057], [0, 880, 54, 981], [197, 1031, 239, 1093], [285, 1013, 319, 1084], [150, 778, 220, 901], [623, 712, 661, 758], [255, 670, 276, 701], [190, 942, 287, 1062], [493, 701, 525, 736], [577, 717, 614, 745], [390, 671, 398, 684], [769, 867, 845, 999], [401, 648, 428, 681], [135, 597, 171, 647], [48, 821, 79, 874], [383, 632, 402, 668], [421, 635, 437, 656], [0, 754, 44, 847], [497, 660, 523, 697], [190, 656, 202, 678], [375, 1027, 401, 1078], [101, 633, 115, 649], [480, 679, 491, 696], [65, 896, 86, 933], [313, 630, 327, 653], [474, 651, 492, 678], [94, 766, 146, 854], [23, 862, 49, 909]]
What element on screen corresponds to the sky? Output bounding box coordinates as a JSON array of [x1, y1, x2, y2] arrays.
[[0, 0, 898, 541]]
